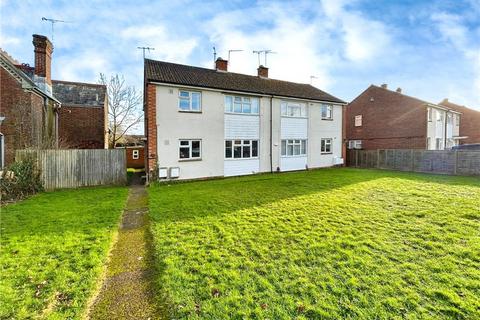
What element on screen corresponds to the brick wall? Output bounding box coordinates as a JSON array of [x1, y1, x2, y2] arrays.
[[58, 105, 105, 148], [0, 68, 45, 166], [346, 85, 427, 150], [125, 147, 145, 168], [145, 83, 157, 173]]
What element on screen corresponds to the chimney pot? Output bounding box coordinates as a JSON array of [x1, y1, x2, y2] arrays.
[[381, 83, 387, 89], [257, 65, 268, 78], [32, 34, 53, 86], [215, 57, 228, 72], [396, 87, 402, 93]]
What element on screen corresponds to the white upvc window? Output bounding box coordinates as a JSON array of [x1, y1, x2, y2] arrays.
[[225, 140, 258, 159], [321, 138, 333, 153], [455, 114, 460, 127], [355, 115, 362, 127], [435, 138, 443, 150], [281, 139, 307, 156], [428, 108, 433, 122], [437, 110, 444, 122], [179, 90, 201, 112], [281, 102, 307, 117], [426, 137, 431, 150], [132, 150, 139, 160], [321, 104, 333, 119], [348, 140, 362, 149], [179, 139, 201, 159], [225, 96, 259, 114]]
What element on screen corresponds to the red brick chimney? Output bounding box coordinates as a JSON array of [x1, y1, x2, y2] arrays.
[[257, 65, 268, 78], [215, 57, 228, 71], [32, 34, 53, 86]]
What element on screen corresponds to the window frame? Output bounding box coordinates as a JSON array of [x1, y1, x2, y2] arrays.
[[178, 139, 202, 160], [224, 95, 260, 115], [132, 149, 139, 160], [225, 140, 259, 159], [455, 114, 460, 127], [354, 115, 362, 127], [321, 104, 333, 120], [427, 108, 433, 122], [321, 138, 333, 154], [178, 90, 202, 112], [281, 101, 307, 118], [281, 139, 307, 157]]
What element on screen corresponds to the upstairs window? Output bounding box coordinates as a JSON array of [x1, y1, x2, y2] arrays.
[[179, 91, 201, 112], [455, 114, 460, 126], [427, 108, 433, 121], [281, 102, 307, 117], [437, 111, 444, 122], [225, 96, 259, 114], [321, 138, 332, 153], [321, 104, 333, 119], [179, 140, 201, 159], [355, 115, 362, 127]]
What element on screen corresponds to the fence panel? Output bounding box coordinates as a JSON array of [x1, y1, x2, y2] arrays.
[[16, 149, 126, 190], [347, 149, 480, 176]]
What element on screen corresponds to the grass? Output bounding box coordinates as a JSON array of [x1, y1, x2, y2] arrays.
[[0, 186, 129, 319], [148, 168, 480, 319]]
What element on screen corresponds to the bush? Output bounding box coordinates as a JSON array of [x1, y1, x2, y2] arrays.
[[0, 157, 43, 202]]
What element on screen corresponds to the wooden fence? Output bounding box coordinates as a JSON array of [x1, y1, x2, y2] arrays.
[[16, 149, 127, 190], [347, 149, 480, 176]]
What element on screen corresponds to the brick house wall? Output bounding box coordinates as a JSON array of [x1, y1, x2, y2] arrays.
[[125, 147, 145, 168], [346, 85, 427, 150], [0, 68, 45, 165], [145, 83, 157, 174], [58, 105, 105, 148]]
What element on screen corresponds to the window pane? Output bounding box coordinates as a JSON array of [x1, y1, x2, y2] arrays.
[[179, 91, 189, 98], [294, 139, 300, 144], [281, 140, 286, 155], [294, 144, 300, 155], [243, 140, 250, 145], [287, 144, 294, 156], [180, 140, 189, 146], [225, 96, 233, 112], [225, 147, 232, 158], [252, 141, 258, 157], [191, 141, 200, 157], [252, 99, 259, 113], [179, 147, 190, 158], [191, 93, 201, 111], [321, 139, 325, 151], [225, 140, 232, 148], [179, 98, 190, 110], [234, 140, 242, 145], [281, 102, 287, 116], [301, 140, 306, 154], [234, 102, 242, 113], [242, 102, 251, 113], [234, 146, 242, 158], [242, 145, 251, 158], [301, 105, 307, 117]]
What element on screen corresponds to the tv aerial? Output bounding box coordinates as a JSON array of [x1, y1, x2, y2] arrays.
[[41, 17, 70, 42]]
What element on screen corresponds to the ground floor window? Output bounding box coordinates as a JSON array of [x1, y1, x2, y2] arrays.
[[348, 140, 362, 149], [132, 150, 139, 159], [179, 140, 201, 159], [281, 139, 307, 156], [435, 138, 443, 150], [321, 138, 333, 154], [225, 140, 258, 159]]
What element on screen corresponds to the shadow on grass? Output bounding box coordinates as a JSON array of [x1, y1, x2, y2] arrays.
[[148, 167, 479, 224]]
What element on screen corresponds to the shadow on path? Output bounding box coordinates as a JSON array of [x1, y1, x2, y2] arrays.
[[88, 185, 161, 319]]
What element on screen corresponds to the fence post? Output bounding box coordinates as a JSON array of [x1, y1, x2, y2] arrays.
[[410, 149, 414, 171], [355, 150, 359, 167], [454, 150, 458, 175], [376, 149, 380, 168]]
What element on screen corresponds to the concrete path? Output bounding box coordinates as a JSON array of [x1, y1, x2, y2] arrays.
[[88, 185, 160, 319]]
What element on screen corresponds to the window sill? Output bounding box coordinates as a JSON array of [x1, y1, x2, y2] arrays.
[[224, 157, 259, 161], [321, 118, 333, 121], [321, 152, 333, 155], [225, 112, 260, 116], [178, 110, 202, 114], [178, 158, 202, 162], [281, 155, 307, 158], [281, 116, 308, 119]]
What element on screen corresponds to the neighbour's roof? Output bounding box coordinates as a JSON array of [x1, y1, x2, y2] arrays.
[[439, 99, 480, 115], [52, 80, 106, 107], [145, 59, 345, 104]]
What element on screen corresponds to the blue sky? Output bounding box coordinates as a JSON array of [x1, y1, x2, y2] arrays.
[[1, 0, 479, 125]]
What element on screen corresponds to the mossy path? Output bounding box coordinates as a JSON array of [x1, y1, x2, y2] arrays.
[[88, 185, 160, 319]]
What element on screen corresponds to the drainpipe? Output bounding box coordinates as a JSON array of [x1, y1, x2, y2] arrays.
[[270, 95, 273, 173], [444, 111, 448, 150]]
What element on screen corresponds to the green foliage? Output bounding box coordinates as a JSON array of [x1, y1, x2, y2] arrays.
[[148, 168, 480, 319], [0, 156, 43, 202], [0, 186, 128, 319]]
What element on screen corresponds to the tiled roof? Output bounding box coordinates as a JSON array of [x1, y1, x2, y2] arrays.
[[145, 59, 345, 104], [439, 99, 479, 115], [52, 80, 106, 107]]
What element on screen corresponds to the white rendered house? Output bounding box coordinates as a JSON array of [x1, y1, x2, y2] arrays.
[[144, 58, 346, 180]]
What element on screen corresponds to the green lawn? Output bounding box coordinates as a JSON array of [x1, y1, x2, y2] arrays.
[[0, 187, 128, 319], [148, 168, 480, 319]]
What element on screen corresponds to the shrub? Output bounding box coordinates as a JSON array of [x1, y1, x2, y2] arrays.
[[0, 156, 43, 202]]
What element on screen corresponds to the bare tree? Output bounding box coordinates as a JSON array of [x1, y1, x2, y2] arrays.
[[99, 73, 142, 148]]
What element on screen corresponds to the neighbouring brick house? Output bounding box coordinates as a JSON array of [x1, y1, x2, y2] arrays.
[[116, 135, 145, 169], [0, 34, 107, 167], [346, 84, 462, 151], [439, 99, 480, 145], [53, 80, 108, 149], [0, 36, 61, 167]]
